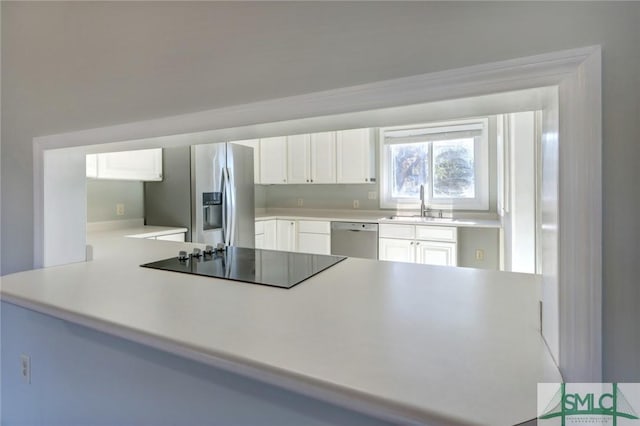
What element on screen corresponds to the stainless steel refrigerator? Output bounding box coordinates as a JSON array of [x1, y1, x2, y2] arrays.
[[144, 142, 254, 246], [191, 143, 255, 247]]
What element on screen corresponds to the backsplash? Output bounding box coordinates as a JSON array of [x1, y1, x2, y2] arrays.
[[260, 184, 380, 210]]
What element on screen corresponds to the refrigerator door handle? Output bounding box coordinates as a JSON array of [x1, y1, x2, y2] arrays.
[[225, 167, 236, 246], [221, 168, 228, 245]]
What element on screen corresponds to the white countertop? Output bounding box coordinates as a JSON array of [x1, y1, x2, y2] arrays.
[[255, 209, 501, 228], [1, 229, 558, 425]]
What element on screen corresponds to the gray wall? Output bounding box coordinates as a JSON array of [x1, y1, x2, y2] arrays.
[[263, 184, 379, 210], [86, 179, 144, 223], [458, 228, 500, 270], [144, 146, 192, 241], [1, 2, 638, 381]]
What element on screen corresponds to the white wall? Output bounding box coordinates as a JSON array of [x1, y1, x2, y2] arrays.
[[1, 2, 638, 380]]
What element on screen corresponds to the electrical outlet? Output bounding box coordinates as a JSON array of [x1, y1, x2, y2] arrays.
[[297, 198, 304, 207], [475, 249, 485, 261], [116, 203, 125, 216], [21, 355, 31, 384], [367, 192, 377, 200], [353, 200, 360, 209]]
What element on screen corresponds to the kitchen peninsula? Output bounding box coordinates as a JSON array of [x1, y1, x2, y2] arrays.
[[1, 227, 560, 426]]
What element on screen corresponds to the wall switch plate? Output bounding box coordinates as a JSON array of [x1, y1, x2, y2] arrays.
[[297, 198, 304, 207], [353, 200, 360, 209], [475, 249, 485, 261], [116, 203, 125, 216], [367, 192, 377, 200], [21, 355, 31, 384]]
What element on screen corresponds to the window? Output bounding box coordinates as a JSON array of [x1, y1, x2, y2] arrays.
[[380, 119, 489, 210]]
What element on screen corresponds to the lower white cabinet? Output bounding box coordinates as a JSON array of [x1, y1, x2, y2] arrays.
[[276, 219, 297, 252], [378, 224, 458, 266], [297, 220, 331, 255], [255, 219, 277, 250], [256, 219, 330, 254], [379, 238, 416, 263], [415, 241, 457, 266]]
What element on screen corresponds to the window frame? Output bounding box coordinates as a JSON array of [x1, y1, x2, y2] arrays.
[[379, 118, 490, 210]]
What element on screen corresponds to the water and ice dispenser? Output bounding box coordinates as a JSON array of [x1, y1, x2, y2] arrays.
[[202, 192, 222, 231]]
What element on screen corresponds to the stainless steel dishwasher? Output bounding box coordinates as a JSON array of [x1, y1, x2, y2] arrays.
[[330, 222, 379, 259]]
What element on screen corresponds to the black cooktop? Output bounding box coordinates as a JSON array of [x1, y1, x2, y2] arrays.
[[141, 247, 346, 289]]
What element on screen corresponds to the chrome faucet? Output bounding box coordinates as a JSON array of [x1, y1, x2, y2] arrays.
[[419, 185, 431, 217]]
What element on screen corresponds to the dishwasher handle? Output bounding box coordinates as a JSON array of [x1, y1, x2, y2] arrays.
[[330, 222, 378, 232]]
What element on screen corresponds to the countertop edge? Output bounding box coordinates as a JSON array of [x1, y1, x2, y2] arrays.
[[0, 293, 473, 426]]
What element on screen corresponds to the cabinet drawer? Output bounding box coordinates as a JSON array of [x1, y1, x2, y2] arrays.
[[415, 225, 457, 242], [255, 220, 265, 235], [297, 220, 330, 234], [379, 224, 415, 239]]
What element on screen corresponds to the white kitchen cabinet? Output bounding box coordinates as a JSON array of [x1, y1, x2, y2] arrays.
[[86, 154, 98, 178], [336, 128, 376, 184], [379, 224, 458, 266], [255, 219, 277, 250], [379, 238, 416, 263], [310, 132, 337, 183], [260, 137, 288, 184], [286, 133, 336, 184], [287, 134, 312, 184], [255, 234, 265, 249], [91, 148, 163, 181], [415, 241, 457, 266], [230, 139, 261, 184], [276, 219, 296, 251], [296, 220, 331, 255]]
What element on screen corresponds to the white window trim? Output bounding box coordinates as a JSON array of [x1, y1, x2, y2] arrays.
[[379, 118, 490, 210]]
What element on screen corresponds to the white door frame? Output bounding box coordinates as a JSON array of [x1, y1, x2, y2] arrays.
[[33, 46, 602, 381]]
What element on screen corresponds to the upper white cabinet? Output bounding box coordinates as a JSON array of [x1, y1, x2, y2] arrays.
[[287, 134, 312, 184], [87, 148, 163, 181], [336, 128, 376, 184], [260, 137, 288, 184], [230, 139, 261, 184], [310, 132, 337, 184], [286, 132, 337, 184]]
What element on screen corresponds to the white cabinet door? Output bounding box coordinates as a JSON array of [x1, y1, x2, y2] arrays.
[[255, 234, 265, 249], [276, 219, 296, 251], [230, 139, 260, 184], [96, 148, 163, 181], [297, 233, 331, 255], [378, 238, 415, 263], [310, 132, 336, 184], [86, 154, 98, 178], [287, 134, 311, 183], [336, 128, 375, 184], [260, 137, 288, 184], [416, 241, 457, 266], [263, 220, 277, 250]]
